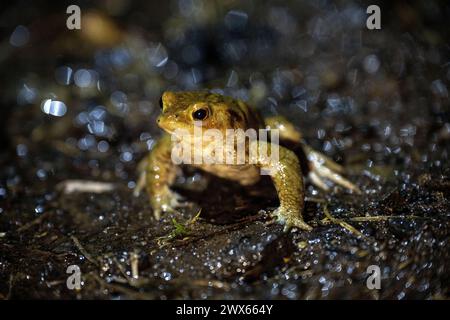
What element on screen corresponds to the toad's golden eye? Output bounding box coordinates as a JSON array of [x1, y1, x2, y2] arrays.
[[192, 108, 208, 120]]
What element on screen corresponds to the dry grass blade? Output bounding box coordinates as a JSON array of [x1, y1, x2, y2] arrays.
[[70, 235, 99, 266], [349, 215, 425, 222], [322, 205, 366, 238]]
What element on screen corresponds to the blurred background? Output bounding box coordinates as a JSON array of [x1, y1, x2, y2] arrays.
[[0, 0, 449, 299], [0, 0, 449, 184]]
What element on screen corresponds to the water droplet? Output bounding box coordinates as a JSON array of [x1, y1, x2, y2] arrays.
[[294, 99, 308, 112], [226, 70, 239, 87], [430, 79, 448, 98], [41, 99, 67, 117], [224, 10, 248, 31], [74, 69, 94, 88], [55, 66, 73, 85], [97, 140, 109, 153], [148, 43, 168, 67], [17, 84, 37, 105], [120, 151, 133, 162], [87, 120, 106, 136], [16, 144, 28, 157], [35, 205, 45, 214], [110, 91, 128, 113], [363, 54, 380, 74], [36, 169, 47, 180], [10, 25, 30, 47]]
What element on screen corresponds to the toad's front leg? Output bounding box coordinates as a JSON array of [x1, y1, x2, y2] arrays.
[[250, 140, 312, 232], [135, 134, 185, 220]]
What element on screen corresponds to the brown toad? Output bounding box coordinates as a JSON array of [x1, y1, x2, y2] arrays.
[[135, 91, 359, 231]]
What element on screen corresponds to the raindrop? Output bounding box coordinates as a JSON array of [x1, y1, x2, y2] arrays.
[[120, 151, 133, 162], [110, 91, 128, 113], [78, 135, 96, 150], [41, 99, 67, 117], [35, 205, 45, 214], [163, 61, 179, 79], [140, 132, 152, 141], [295, 99, 308, 112], [323, 141, 332, 152], [269, 7, 296, 35], [226, 70, 239, 87], [75, 112, 89, 125], [148, 43, 168, 67], [17, 84, 37, 105], [55, 66, 73, 85], [89, 106, 107, 120], [87, 120, 106, 136], [10, 25, 30, 47], [97, 140, 109, 153], [224, 10, 248, 31], [110, 47, 131, 68], [191, 68, 201, 84], [326, 96, 342, 110], [74, 69, 94, 88], [317, 129, 326, 139], [430, 79, 448, 98], [162, 271, 172, 281], [292, 86, 306, 98], [16, 144, 28, 157], [36, 169, 47, 180], [363, 54, 380, 74], [178, 0, 198, 17], [341, 6, 366, 27]]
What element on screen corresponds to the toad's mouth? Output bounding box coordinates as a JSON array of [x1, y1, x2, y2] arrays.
[[157, 121, 190, 137]]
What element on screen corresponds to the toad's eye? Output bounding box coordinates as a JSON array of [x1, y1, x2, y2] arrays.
[[192, 108, 208, 120], [158, 96, 163, 109]]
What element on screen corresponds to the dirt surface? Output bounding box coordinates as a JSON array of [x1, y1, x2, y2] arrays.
[[0, 1, 449, 299]]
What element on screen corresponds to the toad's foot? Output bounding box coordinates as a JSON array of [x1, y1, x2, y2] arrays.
[[305, 147, 361, 194], [151, 189, 190, 220], [270, 207, 313, 232], [133, 165, 190, 218]]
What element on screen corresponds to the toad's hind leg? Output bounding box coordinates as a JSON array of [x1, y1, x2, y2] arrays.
[[264, 115, 360, 193], [303, 144, 361, 193], [264, 115, 303, 144]]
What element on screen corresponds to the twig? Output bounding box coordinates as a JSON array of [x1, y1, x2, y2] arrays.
[[89, 273, 156, 300], [348, 215, 426, 222], [6, 274, 14, 300], [70, 235, 99, 266], [58, 180, 115, 194], [322, 205, 366, 239], [17, 211, 52, 232], [305, 197, 327, 203], [190, 279, 231, 290], [113, 257, 133, 282], [130, 251, 139, 280]]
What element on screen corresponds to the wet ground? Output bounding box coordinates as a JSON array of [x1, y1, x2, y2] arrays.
[[0, 1, 449, 299]]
